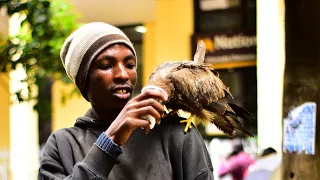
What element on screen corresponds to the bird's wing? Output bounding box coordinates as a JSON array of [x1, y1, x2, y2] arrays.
[[193, 40, 206, 63], [209, 66, 234, 99], [172, 63, 229, 103]]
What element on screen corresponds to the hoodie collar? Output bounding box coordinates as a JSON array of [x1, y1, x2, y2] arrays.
[[74, 108, 112, 130]]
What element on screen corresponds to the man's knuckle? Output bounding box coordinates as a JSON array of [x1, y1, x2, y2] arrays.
[[148, 99, 155, 105], [147, 106, 153, 113], [124, 120, 132, 127], [127, 104, 134, 111], [127, 109, 136, 116]]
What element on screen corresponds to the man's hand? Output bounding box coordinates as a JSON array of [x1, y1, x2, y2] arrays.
[[105, 89, 167, 146]]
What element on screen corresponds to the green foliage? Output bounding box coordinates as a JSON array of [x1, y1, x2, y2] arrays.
[[0, 0, 81, 119]]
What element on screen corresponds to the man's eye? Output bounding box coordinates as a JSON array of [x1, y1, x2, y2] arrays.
[[126, 63, 136, 69], [101, 65, 112, 69]]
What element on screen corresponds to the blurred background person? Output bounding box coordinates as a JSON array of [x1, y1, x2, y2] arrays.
[[244, 147, 281, 180], [218, 138, 255, 180]]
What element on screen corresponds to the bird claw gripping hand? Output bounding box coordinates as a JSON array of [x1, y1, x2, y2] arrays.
[[179, 115, 195, 133]]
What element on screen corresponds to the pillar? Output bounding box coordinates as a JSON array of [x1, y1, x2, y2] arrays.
[[256, 0, 285, 153], [8, 13, 39, 180], [9, 66, 39, 180], [282, 0, 320, 179]]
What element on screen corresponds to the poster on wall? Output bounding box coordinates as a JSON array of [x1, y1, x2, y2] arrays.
[[283, 102, 316, 155], [191, 31, 256, 64]]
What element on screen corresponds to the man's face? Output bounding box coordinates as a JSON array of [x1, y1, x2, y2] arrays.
[[86, 43, 137, 109]]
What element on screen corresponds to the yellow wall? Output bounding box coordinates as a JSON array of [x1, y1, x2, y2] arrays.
[[52, 81, 91, 131], [0, 9, 10, 150], [0, 73, 10, 149], [143, 0, 194, 85]]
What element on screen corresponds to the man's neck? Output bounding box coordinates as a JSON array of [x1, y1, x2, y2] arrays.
[[91, 105, 121, 122]]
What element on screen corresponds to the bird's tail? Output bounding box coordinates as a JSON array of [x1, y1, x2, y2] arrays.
[[228, 103, 255, 123], [224, 110, 254, 137], [200, 104, 254, 137]]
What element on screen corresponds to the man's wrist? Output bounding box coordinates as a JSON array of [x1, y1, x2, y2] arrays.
[[95, 132, 123, 159]]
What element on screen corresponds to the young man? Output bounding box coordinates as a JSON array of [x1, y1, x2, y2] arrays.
[[38, 22, 213, 180]]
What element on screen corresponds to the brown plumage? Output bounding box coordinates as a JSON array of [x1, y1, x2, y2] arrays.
[[144, 41, 254, 136]]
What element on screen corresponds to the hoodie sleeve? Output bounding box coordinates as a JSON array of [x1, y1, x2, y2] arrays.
[[38, 132, 121, 180]]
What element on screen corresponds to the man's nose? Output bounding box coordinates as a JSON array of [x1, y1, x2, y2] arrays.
[[114, 63, 129, 81]]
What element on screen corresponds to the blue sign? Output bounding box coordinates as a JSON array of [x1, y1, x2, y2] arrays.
[[283, 102, 316, 155]]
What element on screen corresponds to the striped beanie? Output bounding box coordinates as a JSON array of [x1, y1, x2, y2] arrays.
[[60, 22, 136, 101]]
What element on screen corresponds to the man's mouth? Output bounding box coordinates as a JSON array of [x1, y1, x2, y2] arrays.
[[116, 89, 128, 94], [112, 86, 132, 99]]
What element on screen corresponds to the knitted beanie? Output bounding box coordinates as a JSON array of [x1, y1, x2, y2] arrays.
[[60, 22, 137, 101]]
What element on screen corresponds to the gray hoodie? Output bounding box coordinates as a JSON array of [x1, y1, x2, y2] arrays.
[[38, 109, 214, 180]]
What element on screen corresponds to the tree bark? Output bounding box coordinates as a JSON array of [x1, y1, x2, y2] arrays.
[[282, 0, 320, 179]]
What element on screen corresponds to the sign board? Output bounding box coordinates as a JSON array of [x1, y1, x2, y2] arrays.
[[192, 32, 256, 64], [283, 102, 316, 155], [199, 0, 240, 11]]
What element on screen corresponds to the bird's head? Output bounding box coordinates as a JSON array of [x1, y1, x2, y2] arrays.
[[142, 40, 207, 103], [144, 62, 181, 100]]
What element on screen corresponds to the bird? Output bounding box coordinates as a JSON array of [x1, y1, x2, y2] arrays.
[[142, 41, 254, 136]]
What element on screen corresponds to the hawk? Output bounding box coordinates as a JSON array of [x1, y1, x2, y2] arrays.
[[142, 41, 253, 136]]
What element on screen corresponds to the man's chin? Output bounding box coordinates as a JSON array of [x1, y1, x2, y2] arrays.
[[112, 96, 131, 107]]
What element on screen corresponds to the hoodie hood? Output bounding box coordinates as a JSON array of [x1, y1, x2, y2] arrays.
[[74, 109, 112, 130]]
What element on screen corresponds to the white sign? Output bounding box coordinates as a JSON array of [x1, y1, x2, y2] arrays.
[[283, 102, 316, 155], [214, 34, 256, 50]]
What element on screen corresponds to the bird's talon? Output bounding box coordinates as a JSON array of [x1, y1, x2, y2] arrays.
[[180, 116, 194, 133]]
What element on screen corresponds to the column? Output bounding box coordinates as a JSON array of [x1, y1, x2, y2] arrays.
[[8, 13, 39, 180], [256, 0, 285, 152], [9, 65, 39, 180]]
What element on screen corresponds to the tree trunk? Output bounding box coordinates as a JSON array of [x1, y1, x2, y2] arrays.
[[282, 0, 320, 179]]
